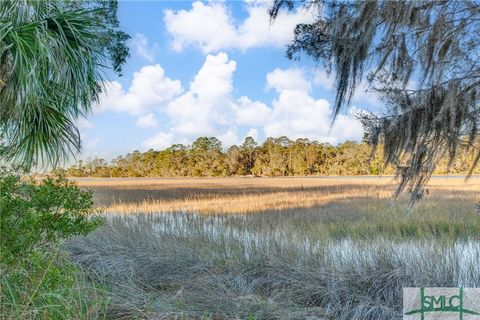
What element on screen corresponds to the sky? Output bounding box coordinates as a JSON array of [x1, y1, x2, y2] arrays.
[[79, 0, 382, 160]]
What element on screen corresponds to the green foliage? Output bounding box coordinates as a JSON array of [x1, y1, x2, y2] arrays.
[[0, 0, 129, 168], [0, 173, 103, 265], [0, 0, 122, 316], [191, 137, 222, 152], [62, 136, 479, 178], [0, 172, 105, 318]]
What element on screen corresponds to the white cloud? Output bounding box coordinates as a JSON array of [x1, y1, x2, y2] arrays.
[[130, 54, 364, 150], [142, 52, 269, 149], [164, 2, 237, 53], [136, 113, 157, 128], [189, 52, 236, 100], [142, 132, 175, 150], [313, 69, 334, 91], [330, 109, 365, 142], [129, 33, 157, 62], [218, 130, 241, 147], [263, 68, 364, 144], [267, 68, 311, 92], [236, 96, 271, 126], [238, 1, 314, 49], [165, 52, 238, 136], [245, 128, 259, 142], [163, 1, 316, 53], [96, 64, 183, 115]]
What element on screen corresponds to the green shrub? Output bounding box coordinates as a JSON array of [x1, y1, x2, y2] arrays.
[[0, 174, 102, 264], [0, 172, 105, 319]]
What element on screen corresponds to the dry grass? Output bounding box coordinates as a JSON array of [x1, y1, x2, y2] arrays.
[[66, 214, 480, 319], [74, 176, 480, 215], [66, 176, 480, 319]]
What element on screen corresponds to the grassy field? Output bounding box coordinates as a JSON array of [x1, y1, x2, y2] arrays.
[[75, 176, 480, 240], [76, 176, 479, 213], [67, 176, 480, 319]]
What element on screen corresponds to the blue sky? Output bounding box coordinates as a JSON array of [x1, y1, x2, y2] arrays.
[[79, 0, 381, 160]]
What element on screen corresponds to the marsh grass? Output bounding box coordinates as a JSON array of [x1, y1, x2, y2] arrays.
[[75, 176, 479, 216], [66, 213, 480, 319], [65, 177, 480, 319], [0, 248, 108, 320]]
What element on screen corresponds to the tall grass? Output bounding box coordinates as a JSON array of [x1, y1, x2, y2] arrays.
[[0, 248, 108, 320], [66, 213, 480, 319], [76, 176, 479, 216], [64, 177, 479, 318]]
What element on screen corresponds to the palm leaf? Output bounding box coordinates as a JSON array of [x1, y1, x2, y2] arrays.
[[0, 0, 128, 169]]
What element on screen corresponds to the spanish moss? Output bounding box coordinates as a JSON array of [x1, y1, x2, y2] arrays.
[[271, 0, 480, 201]]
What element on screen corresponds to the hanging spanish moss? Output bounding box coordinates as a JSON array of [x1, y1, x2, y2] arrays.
[[271, 0, 480, 202]]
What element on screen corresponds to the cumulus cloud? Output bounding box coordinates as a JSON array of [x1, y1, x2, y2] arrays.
[[136, 113, 157, 128], [142, 53, 363, 150], [313, 69, 335, 91], [129, 33, 157, 62], [245, 128, 259, 141], [218, 130, 241, 147], [163, 1, 316, 53], [236, 96, 272, 126], [164, 2, 237, 53], [96, 64, 183, 115], [267, 68, 311, 92], [142, 132, 175, 150], [264, 68, 364, 144], [165, 52, 238, 136], [143, 52, 270, 149]]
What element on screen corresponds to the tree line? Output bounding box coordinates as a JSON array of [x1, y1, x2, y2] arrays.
[[60, 136, 479, 178]]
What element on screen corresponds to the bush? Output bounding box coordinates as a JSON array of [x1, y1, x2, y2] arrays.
[[0, 172, 105, 319], [0, 174, 102, 264]]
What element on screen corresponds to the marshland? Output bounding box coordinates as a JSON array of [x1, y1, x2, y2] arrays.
[[2, 1, 480, 319], [63, 176, 480, 319]]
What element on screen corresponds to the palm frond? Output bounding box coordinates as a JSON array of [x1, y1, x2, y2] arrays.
[[0, 0, 128, 169]]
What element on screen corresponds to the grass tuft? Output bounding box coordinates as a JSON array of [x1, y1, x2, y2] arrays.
[[66, 212, 480, 319]]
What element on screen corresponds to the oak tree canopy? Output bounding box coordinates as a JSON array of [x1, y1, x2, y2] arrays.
[[270, 0, 480, 200]]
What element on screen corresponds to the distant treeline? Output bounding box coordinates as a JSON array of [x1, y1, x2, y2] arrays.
[[59, 136, 480, 177]]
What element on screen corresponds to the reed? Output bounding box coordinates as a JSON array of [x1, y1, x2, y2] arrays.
[[65, 176, 480, 319], [75, 176, 479, 216]]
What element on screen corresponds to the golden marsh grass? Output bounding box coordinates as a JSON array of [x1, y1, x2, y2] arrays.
[[68, 176, 480, 318], [74, 176, 480, 215]]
